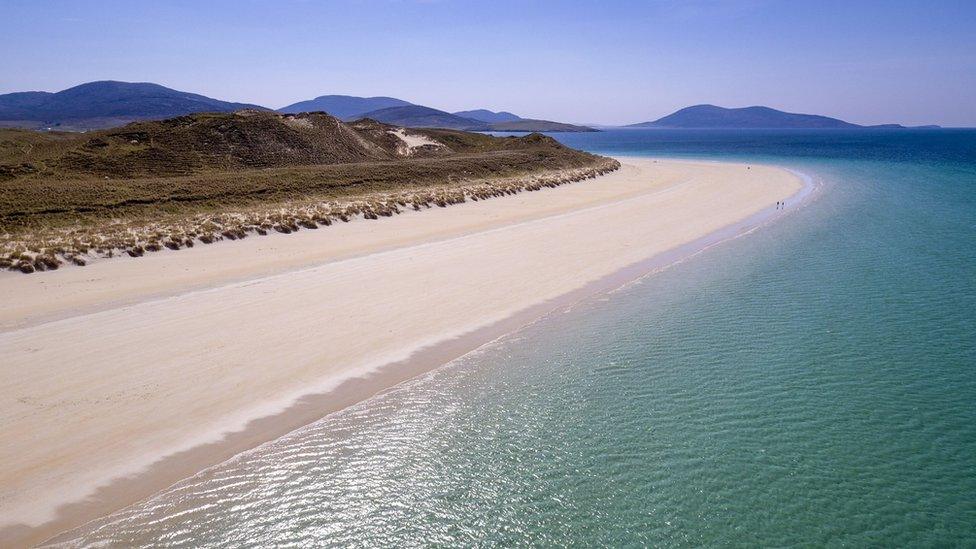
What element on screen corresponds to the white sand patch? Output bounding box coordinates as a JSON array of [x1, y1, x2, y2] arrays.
[[391, 128, 442, 155]]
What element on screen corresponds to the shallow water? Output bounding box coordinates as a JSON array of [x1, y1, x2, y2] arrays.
[[57, 130, 976, 547]]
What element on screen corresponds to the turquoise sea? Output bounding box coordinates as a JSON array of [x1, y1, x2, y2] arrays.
[[59, 130, 976, 547]]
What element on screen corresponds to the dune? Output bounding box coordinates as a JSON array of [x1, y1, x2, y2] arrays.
[[0, 158, 805, 547]]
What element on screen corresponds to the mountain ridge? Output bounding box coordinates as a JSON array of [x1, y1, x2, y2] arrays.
[[0, 81, 265, 130], [453, 109, 522, 123], [357, 105, 597, 132], [357, 105, 488, 130], [278, 95, 413, 118], [489, 119, 598, 132], [0, 82, 597, 133]]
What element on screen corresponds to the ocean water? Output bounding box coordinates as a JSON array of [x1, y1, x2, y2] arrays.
[[57, 130, 976, 547]]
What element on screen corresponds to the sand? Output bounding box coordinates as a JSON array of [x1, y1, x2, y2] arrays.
[[391, 128, 442, 153], [0, 158, 804, 546]]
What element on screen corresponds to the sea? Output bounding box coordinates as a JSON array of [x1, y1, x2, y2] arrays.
[[55, 129, 976, 547]]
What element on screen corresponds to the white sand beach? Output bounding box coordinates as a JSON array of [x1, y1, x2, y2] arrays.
[[0, 158, 803, 546]]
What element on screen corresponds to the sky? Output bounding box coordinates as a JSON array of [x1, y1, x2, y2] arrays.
[[2, 0, 975, 126]]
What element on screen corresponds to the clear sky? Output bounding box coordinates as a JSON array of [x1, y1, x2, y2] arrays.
[[2, 0, 974, 126]]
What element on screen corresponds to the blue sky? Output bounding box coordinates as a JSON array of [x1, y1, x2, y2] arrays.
[[2, 0, 974, 126]]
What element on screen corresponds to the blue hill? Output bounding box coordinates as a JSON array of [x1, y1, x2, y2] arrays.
[[453, 109, 522, 123], [278, 95, 413, 118], [0, 81, 265, 129]]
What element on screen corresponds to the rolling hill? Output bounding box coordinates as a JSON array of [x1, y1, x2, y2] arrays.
[[5, 109, 579, 182], [0, 109, 616, 271], [454, 109, 522, 123], [357, 105, 596, 132], [277, 95, 413, 118], [0, 83, 599, 134], [0, 109, 610, 221], [357, 105, 489, 130], [2, 110, 394, 179], [0, 81, 266, 131], [489, 119, 598, 132]]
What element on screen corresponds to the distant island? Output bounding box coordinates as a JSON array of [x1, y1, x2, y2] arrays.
[[628, 104, 940, 129], [0, 82, 596, 133]]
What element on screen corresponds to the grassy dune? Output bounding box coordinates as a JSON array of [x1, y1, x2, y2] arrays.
[[0, 111, 618, 272]]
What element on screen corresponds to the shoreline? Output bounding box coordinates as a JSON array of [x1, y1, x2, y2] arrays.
[[0, 158, 812, 547], [0, 163, 627, 333]]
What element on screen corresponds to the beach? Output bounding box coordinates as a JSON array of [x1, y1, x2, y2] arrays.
[[0, 158, 803, 546]]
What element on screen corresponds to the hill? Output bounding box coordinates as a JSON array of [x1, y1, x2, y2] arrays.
[[4, 109, 572, 182], [278, 95, 413, 118], [454, 109, 522, 123], [0, 110, 397, 180], [0, 110, 618, 271], [357, 105, 489, 130], [490, 119, 597, 132], [628, 105, 861, 129], [0, 81, 266, 131], [357, 106, 597, 132], [0, 110, 613, 225]]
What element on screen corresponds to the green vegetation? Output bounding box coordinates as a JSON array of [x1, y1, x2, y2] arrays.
[[0, 110, 618, 273]]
